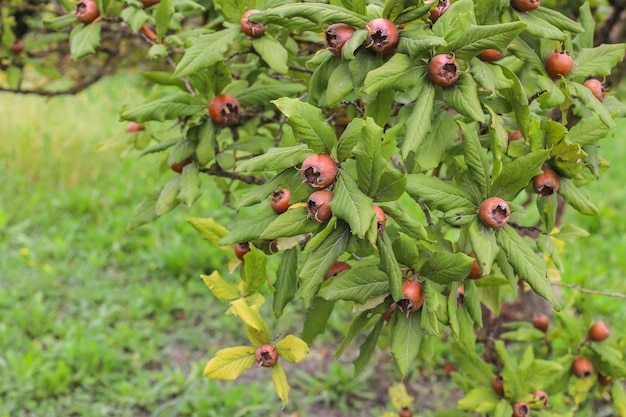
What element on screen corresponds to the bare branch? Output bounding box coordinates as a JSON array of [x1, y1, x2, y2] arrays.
[[552, 282, 626, 299], [200, 165, 265, 185]]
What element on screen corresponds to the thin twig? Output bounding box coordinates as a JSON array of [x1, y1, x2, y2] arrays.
[[552, 282, 626, 299], [199, 165, 265, 185], [418, 201, 435, 230]]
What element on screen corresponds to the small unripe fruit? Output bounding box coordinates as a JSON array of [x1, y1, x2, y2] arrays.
[[477, 49, 505, 62], [588, 321, 610, 342], [532, 167, 560, 196], [325, 261, 351, 279], [583, 79, 604, 102], [126, 122, 145, 133], [234, 242, 251, 261], [307, 190, 334, 223], [365, 18, 399, 55], [531, 390, 548, 408], [510, 0, 540, 12], [240, 10, 267, 38], [598, 374, 613, 386], [429, 0, 450, 23], [572, 357, 594, 378], [270, 188, 290, 214], [301, 154, 338, 189], [512, 402, 530, 417], [142, 0, 160, 6], [545, 51, 574, 80], [398, 280, 424, 313], [532, 314, 549, 333], [255, 344, 278, 367], [508, 130, 524, 142], [208, 94, 240, 127], [10, 39, 24, 55], [75, 0, 100, 24], [170, 157, 193, 174], [467, 254, 483, 280], [479, 197, 511, 229], [428, 54, 460, 87], [398, 406, 413, 417], [492, 376, 505, 396], [372, 205, 386, 234], [325, 23, 355, 57]]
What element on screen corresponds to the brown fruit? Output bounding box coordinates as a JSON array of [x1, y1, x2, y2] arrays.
[[477, 49, 505, 62], [443, 362, 457, 375], [572, 357, 594, 378], [170, 157, 193, 174], [75, 0, 100, 24], [270, 188, 291, 214], [255, 344, 278, 367], [208, 94, 240, 127], [598, 374, 613, 386], [512, 402, 530, 417], [126, 122, 145, 133], [365, 18, 399, 55], [545, 51, 574, 80], [325, 261, 351, 279], [240, 10, 267, 38], [583, 79, 604, 102], [142, 0, 160, 6], [428, 54, 460, 87], [398, 280, 424, 313], [508, 130, 524, 142], [429, 0, 450, 23], [510, 0, 540, 11], [325, 23, 355, 57], [398, 406, 413, 417], [301, 154, 338, 189], [532, 167, 560, 196], [479, 197, 511, 229], [372, 205, 386, 234], [531, 390, 548, 408], [234, 242, 251, 261], [532, 314, 549, 333], [588, 321, 610, 342], [492, 376, 505, 396], [467, 254, 483, 280], [10, 39, 24, 55], [307, 190, 334, 222]]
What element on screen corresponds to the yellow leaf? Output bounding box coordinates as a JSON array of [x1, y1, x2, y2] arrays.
[[203, 346, 256, 380], [230, 298, 271, 344], [186, 217, 229, 248], [388, 382, 414, 410], [271, 362, 290, 407], [275, 335, 309, 363], [201, 271, 238, 300], [247, 325, 269, 347]]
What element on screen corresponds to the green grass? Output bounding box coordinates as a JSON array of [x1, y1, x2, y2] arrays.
[[1, 76, 625, 417]]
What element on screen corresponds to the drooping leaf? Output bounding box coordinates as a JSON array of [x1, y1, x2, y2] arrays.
[[318, 266, 389, 303], [70, 22, 102, 60], [273, 98, 337, 153], [302, 297, 336, 344], [260, 207, 321, 240], [251, 4, 369, 32], [203, 346, 257, 380], [422, 251, 474, 285], [271, 362, 290, 406], [202, 271, 238, 300], [121, 92, 207, 123], [276, 335, 309, 363], [391, 311, 423, 377], [378, 232, 403, 302], [253, 35, 289, 74], [559, 177, 599, 216], [329, 172, 375, 239], [236, 144, 312, 173], [230, 298, 271, 344], [490, 150, 550, 200], [447, 22, 526, 60], [273, 248, 298, 318], [187, 217, 229, 247], [353, 317, 384, 375]]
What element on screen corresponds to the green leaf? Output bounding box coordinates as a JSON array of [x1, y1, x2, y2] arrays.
[[236, 145, 311, 173], [189, 121, 217, 165], [353, 318, 384, 376], [273, 248, 298, 318], [468, 219, 498, 276], [382, 205, 429, 241], [567, 118, 610, 146], [326, 61, 354, 106], [422, 251, 474, 285], [496, 226, 559, 307], [260, 207, 320, 240], [447, 22, 526, 60], [173, 28, 239, 77], [230, 298, 271, 344], [127, 190, 160, 230], [421, 281, 441, 335], [362, 53, 414, 95], [353, 118, 386, 195], [378, 231, 404, 302], [413, 111, 458, 171], [513, 9, 566, 40], [203, 346, 257, 380], [571, 44, 626, 78], [551, 224, 589, 243], [530, 7, 584, 33], [155, 0, 174, 39], [432, 0, 475, 41], [70, 22, 102, 60], [499, 66, 531, 137], [402, 79, 435, 158], [393, 232, 420, 270], [251, 4, 369, 32], [179, 163, 201, 208], [372, 171, 407, 202], [318, 266, 389, 303], [187, 217, 229, 247], [302, 297, 336, 344], [490, 150, 550, 200], [242, 245, 267, 295], [236, 82, 305, 108], [271, 363, 290, 406], [391, 311, 423, 377], [559, 177, 599, 216], [273, 98, 336, 153], [444, 75, 485, 123], [461, 123, 490, 198], [276, 335, 309, 363], [457, 387, 500, 413], [202, 271, 238, 300], [219, 212, 276, 245], [569, 81, 615, 130], [611, 379, 626, 416], [298, 223, 350, 308], [406, 174, 476, 212], [121, 92, 206, 123], [252, 36, 289, 74], [156, 176, 181, 216], [329, 173, 374, 239], [463, 280, 483, 327], [397, 29, 448, 55], [43, 14, 78, 31]]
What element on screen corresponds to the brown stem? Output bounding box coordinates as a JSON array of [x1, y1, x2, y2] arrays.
[[552, 282, 626, 299], [199, 165, 265, 185]]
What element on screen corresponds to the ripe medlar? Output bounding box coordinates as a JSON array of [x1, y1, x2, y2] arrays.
[[467, 254, 483, 280], [170, 157, 193, 174], [270, 188, 291, 214], [234, 242, 251, 261], [126, 122, 145, 133], [10, 39, 24, 55], [532, 314, 549, 333], [372, 205, 386, 234], [429, 0, 450, 23], [477, 49, 505, 62], [325, 23, 355, 57], [301, 154, 338, 189], [307, 190, 334, 223], [365, 18, 399, 55], [510, 0, 540, 12], [479, 197, 511, 229], [398, 280, 424, 313], [325, 261, 351, 279], [588, 321, 610, 342], [545, 51, 574, 80], [508, 130, 524, 142], [531, 390, 548, 408], [583, 79, 604, 102], [572, 357, 594, 378], [492, 376, 505, 397], [532, 166, 560, 196], [208, 94, 240, 127], [240, 10, 267, 38], [255, 344, 278, 367], [398, 407, 413, 417], [142, 0, 160, 6], [598, 374, 613, 386], [512, 402, 530, 417], [75, 0, 99, 24], [428, 54, 460, 87]]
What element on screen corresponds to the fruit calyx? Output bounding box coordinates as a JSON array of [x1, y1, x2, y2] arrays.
[[240, 10, 267, 38], [571, 356, 594, 378], [428, 54, 460, 87], [208, 94, 240, 127], [325, 23, 355, 57], [270, 188, 291, 214], [301, 154, 338, 189], [307, 190, 334, 222], [365, 18, 399, 55], [532, 166, 560, 196], [75, 0, 100, 24], [479, 197, 511, 228], [255, 344, 278, 367]]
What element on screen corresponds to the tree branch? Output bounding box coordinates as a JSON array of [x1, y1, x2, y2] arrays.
[[552, 282, 626, 299], [200, 165, 265, 185]]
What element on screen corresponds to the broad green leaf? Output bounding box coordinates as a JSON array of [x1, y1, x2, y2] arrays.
[[444, 75, 485, 123], [402, 79, 435, 158], [273, 248, 298, 318], [329, 173, 374, 239], [173, 28, 239, 77], [457, 387, 500, 413], [468, 219, 498, 276], [326, 61, 354, 106], [463, 280, 483, 327], [251, 4, 369, 32], [365, 89, 394, 127], [242, 245, 267, 295], [336, 312, 375, 358], [413, 111, 458, 171], [202, 271, 238, 300], [127, 190, 160, 230], [490, 150, 550, 200], [391, 311, 423, 377], [230, 298, 271, 344], [179, 163, 201, 208], [519, 359, 563, 389], [395, 3, 433, 25], [302, 297, 336, 344], [611, 379, 626, 416], [273, 98, 336, 153], [252, 35, 289, 74], [353, 318, 384, 376], [500, 323, 547, 342], [406, 174, 476, 212], [318, 266, 389, 303], [530, 7, 584, 33], [276, 335, 309, 363], [461, 123, 490, 197], [382, 205, 429, 241], [513, 10, 566, 40], [485, 105, 507, 179], [43, 14, 78, 31], [383, 0, 405, 20], [236, 145, 311, 173], [189, 121, 217, 165], [499, 66, 531, 138], [442, 207, 478, 226], [156, 176, 181, 216], [353, 118, 386, 195], [378, 232, 403, 302], [559, 177, 599, 216], [496, 225, 558, 307], [298, 223, 350, 308], [447, 22, 526, 60], [155, 0, 174, 39], [362, 53, 414, 95], [422, 251, 474, 284], [235, 82, 305, 108], [336, 118, 365, 162], [567, 118, 610, 146], [569, 81, 615, 130], [121, 92, 206, 123], [571, 44, 626, 79], [573, 2, 594, 50], [372, 171, 407, 202], [219, 212, 276, 245], [397, 30, 447, 56], [260, 207, 320, 240], [421, 281, 441, 335], [70, 22, 102, 60], [451, 343, 493, 385], [432, 0, 475, 41], [393, 232, 420, 270], [187, 217, 229, 247], [271, 363, 290, 406], [551, 224, 589, 243], [203, 346, 257, 380]]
